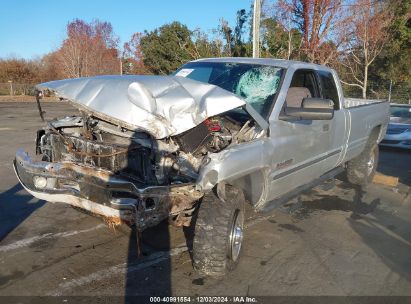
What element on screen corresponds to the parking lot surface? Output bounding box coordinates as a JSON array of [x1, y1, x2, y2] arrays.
[[0, 101, 410, 297]]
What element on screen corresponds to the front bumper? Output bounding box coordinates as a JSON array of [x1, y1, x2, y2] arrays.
[[14, 149, 199, 229]]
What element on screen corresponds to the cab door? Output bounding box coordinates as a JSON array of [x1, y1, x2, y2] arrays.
[[265, 69, 337, 202], [317, 70, 347, 172]]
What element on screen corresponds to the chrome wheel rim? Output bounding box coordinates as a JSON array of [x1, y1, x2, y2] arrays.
[[229, 210, 244, 262], [367, 148, 375, 176]]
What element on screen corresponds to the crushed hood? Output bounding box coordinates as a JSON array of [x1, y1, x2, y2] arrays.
[[36, 75, 247, 139]]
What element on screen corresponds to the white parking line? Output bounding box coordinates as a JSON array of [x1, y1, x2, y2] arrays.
[[0, 224, 106, 252], [49, 245, 188, 296], [0, 127, 13, 131]]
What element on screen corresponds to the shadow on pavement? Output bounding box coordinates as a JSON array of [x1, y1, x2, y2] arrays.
[[121, 129, 196, 299], [291, 179, 411, 283], [124, 215, 197, 298], [0, 184, 46, 241], [125, 223, 171, 298], [349, 207, 411, 282], [291, 184, 380, 219], [116, 130, 173, 298]]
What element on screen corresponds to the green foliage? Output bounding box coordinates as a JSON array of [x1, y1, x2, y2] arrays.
[[371, 0, 411, 83], [233, 9, 250, 56], [219, 9, 252, 57], [140, 22, 194, 75], [261, 18, 302, 59], [138, 10, 254, 75], [191, 30, 224, 58]]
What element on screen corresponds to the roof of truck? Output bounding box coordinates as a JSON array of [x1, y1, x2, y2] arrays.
[[193, 57, 334, 72]]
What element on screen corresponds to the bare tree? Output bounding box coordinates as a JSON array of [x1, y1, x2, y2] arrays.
[[123, 32, 150, 74], [39, 52, 61, 81], [271, 0, 346, 64], [56, 19, 120, 78], [339, 0, 393, 98], [276, 1, 302, 59]]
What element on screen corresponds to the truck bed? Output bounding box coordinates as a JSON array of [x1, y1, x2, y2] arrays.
[[342, 99, 389, 162], [344, 98, 387, 108]]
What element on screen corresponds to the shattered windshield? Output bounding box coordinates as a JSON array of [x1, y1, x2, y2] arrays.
[[174, 62, 284, 118]]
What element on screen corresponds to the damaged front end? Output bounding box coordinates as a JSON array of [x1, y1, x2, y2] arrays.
[[14, 75, 266, 230]]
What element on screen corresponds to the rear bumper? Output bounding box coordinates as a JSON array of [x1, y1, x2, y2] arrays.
[[13, 149, 199, 229]]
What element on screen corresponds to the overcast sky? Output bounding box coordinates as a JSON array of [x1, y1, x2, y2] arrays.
[[0, 0, 251, 59]]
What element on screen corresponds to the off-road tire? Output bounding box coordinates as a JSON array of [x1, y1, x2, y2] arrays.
[[193, 186, 245, 277], [346, 139, 379, 187]]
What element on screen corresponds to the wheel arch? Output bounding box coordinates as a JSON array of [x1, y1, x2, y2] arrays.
[[369, 124, 385, 145], [216, 169, 268, 206]]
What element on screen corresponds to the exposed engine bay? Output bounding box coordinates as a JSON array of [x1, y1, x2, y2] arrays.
[[37, 110, 261, 184], [31, 108, 263, 229]]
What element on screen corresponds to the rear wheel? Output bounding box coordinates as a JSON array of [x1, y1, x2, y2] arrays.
[[346, 140, 379, 187], [193, 186, 245, 277]]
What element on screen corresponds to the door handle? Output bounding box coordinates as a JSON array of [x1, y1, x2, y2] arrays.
[[323, 124, 330, 132]]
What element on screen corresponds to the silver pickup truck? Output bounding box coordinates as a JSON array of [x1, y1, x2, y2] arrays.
[[14, 58, 389, 276]]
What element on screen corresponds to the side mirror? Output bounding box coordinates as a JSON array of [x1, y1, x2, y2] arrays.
[[285, 98, 334, 120]]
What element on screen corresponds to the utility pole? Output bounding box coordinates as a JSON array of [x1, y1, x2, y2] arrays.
[[252, 0, 261, 58], [388, 80, 392, 102], [120, 58, 123, 75]]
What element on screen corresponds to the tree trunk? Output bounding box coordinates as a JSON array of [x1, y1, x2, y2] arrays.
[[287, 30, 292, 60], [362, 64, 368, 99], [302, 0, 310, 48]]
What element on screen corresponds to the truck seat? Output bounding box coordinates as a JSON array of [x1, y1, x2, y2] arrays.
[[286, 87, 312, 108]]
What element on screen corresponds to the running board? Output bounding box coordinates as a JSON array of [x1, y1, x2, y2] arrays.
[[260, 166, 345, 213]]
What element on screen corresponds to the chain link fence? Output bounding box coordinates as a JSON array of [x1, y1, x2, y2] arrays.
[[342, 81, 411, 104]]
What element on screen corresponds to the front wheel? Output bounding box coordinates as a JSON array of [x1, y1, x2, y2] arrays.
[[193, 186, 245, 277]]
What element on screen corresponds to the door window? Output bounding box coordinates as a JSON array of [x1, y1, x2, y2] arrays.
[[285, 70, 320, 108], [318, 71, 339, 110]]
